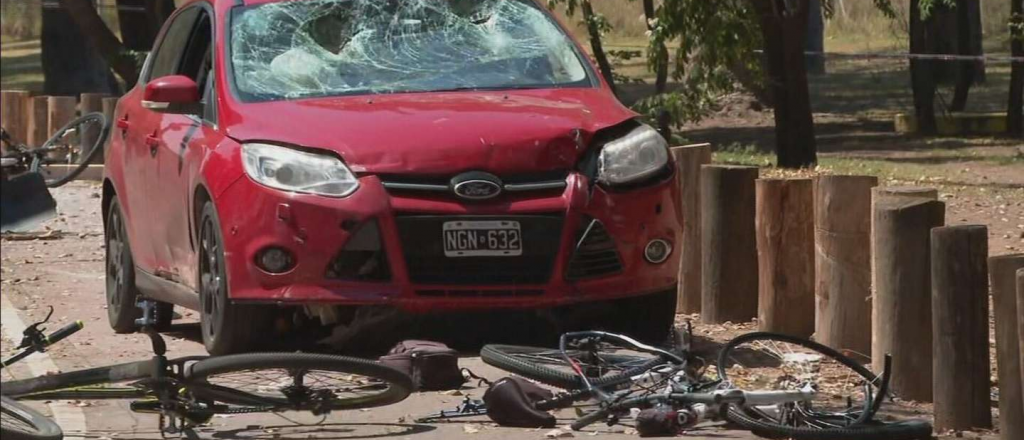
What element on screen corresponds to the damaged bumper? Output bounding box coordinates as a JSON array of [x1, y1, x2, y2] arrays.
[[216, 170, 681, 312]]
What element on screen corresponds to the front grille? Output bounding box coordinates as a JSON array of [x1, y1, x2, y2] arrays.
[[380, 170, 569, 195], [566, 218, 622, 280], [326, 221, 391, 281], [396, 215, 563, 285], [416, 289, 545, 298]]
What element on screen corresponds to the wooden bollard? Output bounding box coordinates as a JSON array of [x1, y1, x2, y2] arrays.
[[1018, 268, 1024, 408], [0, 90, 30, 147], [47, 96, 78, 136], [813, 175, 877, 354], [701, 165, 759, 324], [28, 96, 49, 147], [80, 93, 108, 164], [871, 186, 939, 203], [101, 97, 118, 121], [671, 144, 711, 314], [931, 225, 992, 431], [871, 197, 945, 402], [755, 178, 814, 337], [990, 254, 1024, 440]]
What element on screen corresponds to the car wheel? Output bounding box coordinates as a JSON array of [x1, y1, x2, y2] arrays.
[[198, 202, 267, 355], [105, 199, 173, 333]]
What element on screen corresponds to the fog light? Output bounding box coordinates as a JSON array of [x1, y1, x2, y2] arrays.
[[256, 247, 294, 273], [644, 239, 672, 264]]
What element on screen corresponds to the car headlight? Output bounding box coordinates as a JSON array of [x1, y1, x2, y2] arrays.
[[597, 125, 670, 186], [242, 143, 359, 197]]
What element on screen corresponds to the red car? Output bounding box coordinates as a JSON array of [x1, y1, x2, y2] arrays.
[[103, 0, 682, 354]]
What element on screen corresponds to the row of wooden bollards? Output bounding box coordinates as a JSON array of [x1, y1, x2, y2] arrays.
[[0, 90, 117, 159], [671, 144, 1024, 436]]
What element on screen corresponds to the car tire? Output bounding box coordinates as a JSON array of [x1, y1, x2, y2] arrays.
[[198, 202, 268, 355], [105, 198, 173, 333]]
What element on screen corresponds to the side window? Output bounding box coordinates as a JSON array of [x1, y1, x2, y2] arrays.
[[148, 8, 201, 81]]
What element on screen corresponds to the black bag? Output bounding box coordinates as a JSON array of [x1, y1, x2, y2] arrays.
[[483, 377, 556, 428], [378, 340, 465, 391]]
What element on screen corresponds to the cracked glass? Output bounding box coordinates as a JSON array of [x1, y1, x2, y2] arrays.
[[229, 0, 593, 102]]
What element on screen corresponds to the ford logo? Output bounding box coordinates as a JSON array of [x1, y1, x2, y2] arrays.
[[451, 172, 502, 200]]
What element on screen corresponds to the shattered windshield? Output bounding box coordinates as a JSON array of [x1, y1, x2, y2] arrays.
[[229, 0, 594, 101]]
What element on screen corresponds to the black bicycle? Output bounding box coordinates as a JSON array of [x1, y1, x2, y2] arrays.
[[1, 303, 413, 440], [482, 328, 933, 440], [0, 112, 107, 188]]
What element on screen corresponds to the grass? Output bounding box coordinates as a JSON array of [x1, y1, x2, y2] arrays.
[[713, 142, 1024, 186]]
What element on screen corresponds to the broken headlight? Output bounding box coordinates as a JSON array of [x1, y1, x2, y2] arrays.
[[596, 124, 670, 186], [242, 143, 359, 197]]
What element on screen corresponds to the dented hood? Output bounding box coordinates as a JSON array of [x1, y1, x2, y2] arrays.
[[222, 88, 635, 175]]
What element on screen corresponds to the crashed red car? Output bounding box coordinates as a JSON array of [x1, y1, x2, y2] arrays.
[[103, 0, 682, 354]]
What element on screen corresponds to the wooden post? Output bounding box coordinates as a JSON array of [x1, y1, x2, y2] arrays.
[[931, 225, 991, 431], [990, 254, 1024, 440], [814, 175, 877, 354], [80, 93, 108, 164], [671, 144, 711, 314], [27, 96, 50, 148], [0, 90, 31, 148], [871, 197, 945, 402], [1018, 268, 1024, 407], [99, 97, 119, 165], [755, 178, 814, 337], [871, 186, 938, 203], [101, 97, 118, 121], [47, 96, 78, 136], [701, 165, 759, 324]]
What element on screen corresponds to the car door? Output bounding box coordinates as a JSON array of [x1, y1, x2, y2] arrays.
[[150, 8, 215, 288], [123, 7, 201, 274]]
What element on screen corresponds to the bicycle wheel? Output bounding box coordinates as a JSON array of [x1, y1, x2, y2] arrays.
[[29, 112, 107, 188], [717, 332, 930, 439], [0, 396, 62, 440], [481, 344, 664, 390], [185, 353, 412, 411]]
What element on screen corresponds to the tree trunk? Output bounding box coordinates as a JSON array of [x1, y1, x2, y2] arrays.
[[805, 0, 826, 75], [910, 0, 938, 134], [580, 1, 616, 96], [1010, 0, 1024, 137], [642, 0, 669, 94], [41, 1, 120, 96], [753, 0, 818, 168], [58, 0, 139, 86], [950, 0, 980, 112]]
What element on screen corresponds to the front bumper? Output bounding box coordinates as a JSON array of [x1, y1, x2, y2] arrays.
[[216, 170, 681, 312]]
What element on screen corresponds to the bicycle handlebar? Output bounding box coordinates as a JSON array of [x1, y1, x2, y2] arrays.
[[45, 321, 84, 347]]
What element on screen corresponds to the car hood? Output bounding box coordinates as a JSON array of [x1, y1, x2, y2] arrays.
[[222, 88, 635, 175]]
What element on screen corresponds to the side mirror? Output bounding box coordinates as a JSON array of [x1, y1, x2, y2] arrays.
[[143, 75, 201, 115]]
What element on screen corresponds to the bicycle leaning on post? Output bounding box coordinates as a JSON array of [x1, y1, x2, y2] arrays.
[[0, 302, 414, 440]]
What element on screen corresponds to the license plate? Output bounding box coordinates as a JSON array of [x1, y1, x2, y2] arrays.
[[443, 220, 522, 257]]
